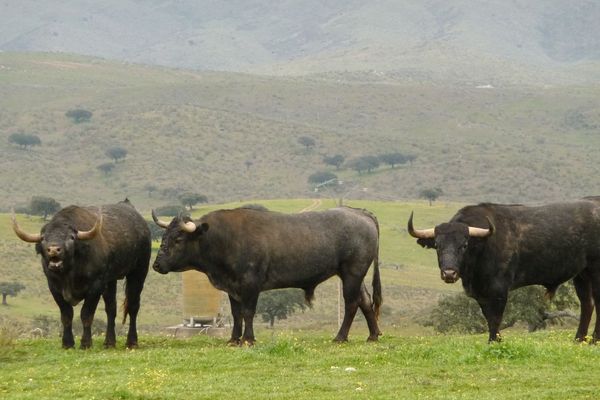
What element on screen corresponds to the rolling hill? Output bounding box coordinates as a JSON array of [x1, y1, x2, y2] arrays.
[[1, 1, 600, 85]]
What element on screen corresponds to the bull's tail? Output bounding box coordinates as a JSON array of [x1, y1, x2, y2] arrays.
[[362, 208, 382, 319], [122, 281, 129, 325], [372, 223, 382, 320]]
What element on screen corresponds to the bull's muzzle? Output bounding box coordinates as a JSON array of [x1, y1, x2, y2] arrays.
[[441, 269, 459, 283], [152, 261, 168, 275]]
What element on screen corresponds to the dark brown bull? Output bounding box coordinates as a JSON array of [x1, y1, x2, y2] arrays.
[[409, 199, 600, 342], [152, 206, 382, 345], [12, 200, 151, 349]]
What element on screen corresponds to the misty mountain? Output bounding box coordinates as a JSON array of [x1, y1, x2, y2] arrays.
[[2, 1, 600, 84]]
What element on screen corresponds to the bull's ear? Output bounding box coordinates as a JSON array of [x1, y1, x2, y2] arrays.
[[417, 238, 436, 249]]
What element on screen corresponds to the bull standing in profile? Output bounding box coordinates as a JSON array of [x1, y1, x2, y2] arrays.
[[12, 200, 151, 349], [152, 206, 382, 345], [408, 199, 600, 343]]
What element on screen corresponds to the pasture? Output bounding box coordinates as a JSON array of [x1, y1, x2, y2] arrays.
[[1, 198, 594, 399], [1, 330, 599, 399]]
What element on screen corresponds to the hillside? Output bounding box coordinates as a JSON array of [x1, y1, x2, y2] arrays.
[[1, 53, 600, 211], [1, 1, 600, 85]]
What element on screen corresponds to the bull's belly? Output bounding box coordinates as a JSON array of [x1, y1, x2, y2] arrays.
[[513, 261, 587, 289]]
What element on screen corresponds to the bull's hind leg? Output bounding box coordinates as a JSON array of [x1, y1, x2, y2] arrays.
[[358, 282, 381, 341], [334, 275, 362, 342], [240, 294, 259, 346], [587, 268, 600, 343], [102, 280, 117, 348], [124, 268, 147, 349], [573, 271, 593, 342]]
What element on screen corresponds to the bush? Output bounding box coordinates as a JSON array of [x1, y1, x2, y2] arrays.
[[423, 284, 579, 335], [105, 146, 127, 162], [308, 171, 338, 186], [8, 132, 41, 149], [65, 108, 93, 123]]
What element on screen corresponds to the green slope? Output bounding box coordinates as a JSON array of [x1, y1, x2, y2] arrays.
[[2, 53, 600, 213]]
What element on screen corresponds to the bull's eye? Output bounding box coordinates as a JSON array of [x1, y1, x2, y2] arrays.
[[462, 242, 468, 250]]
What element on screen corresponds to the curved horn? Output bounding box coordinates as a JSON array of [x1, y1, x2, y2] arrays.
[[151, 209, 170, 229], [77, 209, 103, 240], [179, 219, 197, 233], [11, 210, 42, 243], [468, 217, 495, 238], [407, 211, 435, 239]]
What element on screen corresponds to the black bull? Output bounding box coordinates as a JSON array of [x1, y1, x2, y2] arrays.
[[12, 201, 151, 349], [152, 206, 382, 344], [409, 199, 600, 342]]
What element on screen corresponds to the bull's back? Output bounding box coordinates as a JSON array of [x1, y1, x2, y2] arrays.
[[471, 201, 600, 287], [209, 207, 378, 287]]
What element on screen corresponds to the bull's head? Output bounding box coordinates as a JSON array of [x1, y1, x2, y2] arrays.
[[151, 210, 208, 274], [12, 209, 102, 272], [407, 211, 493, 283]]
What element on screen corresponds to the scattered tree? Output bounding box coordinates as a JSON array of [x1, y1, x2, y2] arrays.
[[29, 196, 61, 220], [244, 160, 253, 171], [105, 146, 128, 162], [256, 289, 307, 328], [8, 133, 41, 150], [297, 136, 316, 150], [323, 154, 345, 170], [0, 282, 25, 306], [97, 162, 115, 175], [379, 152, 407, 168], [419, 187, 443, 206], [346, 156, 380, 174], [65, 108, 93, 123], [179, 193, 208, 210], [308, 171, 338, 187]]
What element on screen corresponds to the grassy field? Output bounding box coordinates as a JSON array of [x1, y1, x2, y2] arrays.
[[0, 199, 463, 336], [1, 329, 598, 399]]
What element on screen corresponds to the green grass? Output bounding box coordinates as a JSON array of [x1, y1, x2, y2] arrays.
[[1, 329, 599, 399]]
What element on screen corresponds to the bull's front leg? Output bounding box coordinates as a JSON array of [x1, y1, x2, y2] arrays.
[[80, 291, 103, 349], [49, 287, 75, 349], [240, 294, 259, 346], [477, 294, 507, 342], [102, 280, 117, 348], [227, 294, 243, 346]]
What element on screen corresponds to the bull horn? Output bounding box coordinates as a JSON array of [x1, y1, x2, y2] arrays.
[[468, 217, 495, 238], [151, 209, 170, 229], [407, 211, 435, 239], [77, 209, 103, 240], [179, 219, 197, 233], [11, 210, 42, 243]]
